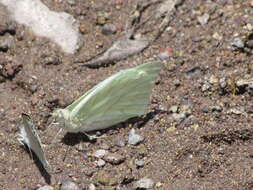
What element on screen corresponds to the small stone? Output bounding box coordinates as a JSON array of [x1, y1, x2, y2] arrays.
[[245, 23, 253, 31], [180, 104, 192, 116], [135, 160, 145, 167], [246, 39, 253, 48], [96, 159, 106, 167], [172, 113, 186, 121], [128, 129, 144, 145], [42, 56, 61, 65], [169, 105, 179, 113], [227, 107, 245, 115], [134, 178, 155, 189], [236, 78, 253, 87], [157, 47, 173, 60], [88, 184, 96, 190], [103, 153, 125, 165], [209, 75, 219, 84], [158, 103, 167, 112], [93, 149, 108, 158], [61, 181, 79, 190], [83, 167, 96, 177], [102, 24, 117, 35], [202, 83, 211, 92], [67, 0, 75, 6], [37, 185, 53, 190], [0, 35, 15, 52], [79, 24, 87, 34], [100, 143, 110, 150], [231, 37, 244, 49], [197, 13, 210, 25], [113, 138, 126, 147], [155, 182, 163, 188], [219, 77, 227, 88], [213, 32, 222, 40], [95, 170, 119, 186], [210, 105, 222, 112], [174, 79, 181, 87]]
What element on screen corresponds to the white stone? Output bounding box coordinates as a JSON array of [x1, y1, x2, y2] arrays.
[[0, 0, 81, 54]]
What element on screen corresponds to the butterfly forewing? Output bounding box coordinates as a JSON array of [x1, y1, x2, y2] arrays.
[[69, 62, 162, 132], [18, 114, 51, 172]]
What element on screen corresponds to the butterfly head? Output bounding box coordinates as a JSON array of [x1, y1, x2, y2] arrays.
[[52, 109, 70, 126], [52, 109, 78, 132]]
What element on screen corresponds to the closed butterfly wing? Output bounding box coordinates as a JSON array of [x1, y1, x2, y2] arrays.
[[68, 62, 162, 132], [18, 113, 51, 173]]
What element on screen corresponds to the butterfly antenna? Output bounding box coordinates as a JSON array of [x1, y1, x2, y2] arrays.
[[45, 118, 59, 133], [51, 128, 63, 144], [62, 146, 71, 162]]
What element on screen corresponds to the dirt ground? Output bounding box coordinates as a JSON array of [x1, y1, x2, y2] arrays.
[[0, 0, 252, 189]]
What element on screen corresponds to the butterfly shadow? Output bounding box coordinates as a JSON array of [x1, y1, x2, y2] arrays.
[[62, 132, 93, 146], [21, 145, 51, 184], [61, 109, 163, 146]]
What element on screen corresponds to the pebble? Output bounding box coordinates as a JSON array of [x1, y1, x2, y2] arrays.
[[96, 159, 106, 167], [231, 37, 244, 49], [37, 185, 53, 190], [67, 0, 75, 6], [180, 104, 192, 116], [95, 170, 119, 186], [103, 153, 125, 165], [197, 13, 210, 25], [135, 160, 145, 167], [213, 32, 223, 40], [0, 20, 16, 35], [157, 47, 173, 60], [102, 24, 117, 35], [93, 149, 108, 158], [209, 75, 219, 84], [219, 77, 227, 88], [227, 107, 245, 115], [113, 138, 126, 147], [61, 181, 79, 190], [210, 105, 223, 112], [246, 39, 253, 48], [88, 184, 96, 190], [128, 129, 144, 145], [236, 78, 253, 87], [169, 105, 178, 113], [201, 82, 211, 92], [0, 35, 15, 52], [172, 113, 186, 121], [134, 178, 155, 189]]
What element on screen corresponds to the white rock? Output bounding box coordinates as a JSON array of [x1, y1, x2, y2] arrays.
[[37, 186, 53, 190], [134, 178, 155, 189], [61, 181, 79, 190], [128, 129, 144, 145], [0, 0, 81, 54], [92, 149, 108, 158]]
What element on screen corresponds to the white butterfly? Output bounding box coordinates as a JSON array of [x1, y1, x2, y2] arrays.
[[53, 62, 162, 134], [18, 113, 51, 173]]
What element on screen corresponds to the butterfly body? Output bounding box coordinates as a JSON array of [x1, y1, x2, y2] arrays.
[[53, 62, 162, 133]]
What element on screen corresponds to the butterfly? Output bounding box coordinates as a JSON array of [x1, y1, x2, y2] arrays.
[[17, 113, 51, 173], [53, 62, 162, 134]]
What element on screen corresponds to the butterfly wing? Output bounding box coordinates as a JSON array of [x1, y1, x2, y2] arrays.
[[68, 62, 162, 132], [18, 113, 51, 173]]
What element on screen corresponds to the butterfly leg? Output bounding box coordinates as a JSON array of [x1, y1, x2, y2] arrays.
[[81, 132, 104, 141]]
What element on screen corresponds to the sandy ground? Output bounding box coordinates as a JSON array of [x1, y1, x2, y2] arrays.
[[0, 0, 252, 189]]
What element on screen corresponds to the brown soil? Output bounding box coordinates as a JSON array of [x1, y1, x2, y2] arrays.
[[0, 0, 252, 190]]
